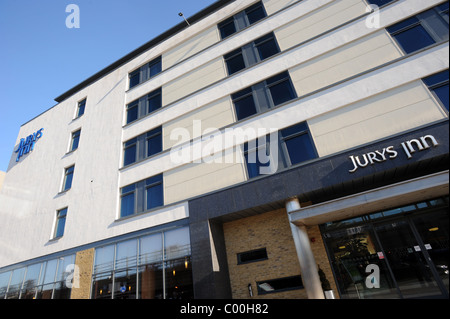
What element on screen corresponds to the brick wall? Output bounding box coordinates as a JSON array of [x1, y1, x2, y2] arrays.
[[223, 208, 339, 299], [70, 248, 94, 299]]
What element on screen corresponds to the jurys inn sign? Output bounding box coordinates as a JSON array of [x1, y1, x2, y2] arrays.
[[15, 128, 44, 162], [348, 134, 439, 173]]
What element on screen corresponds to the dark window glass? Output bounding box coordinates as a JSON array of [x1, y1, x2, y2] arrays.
[[126, 101, 139, 124], [280, 122, 317, 166], [257, 275, 303, 295], [243, 137, 273, 179], [387, 5, 449, 54], [120, 192, 135, 218], [70, 130, 81, 152], [438, 3, 449, 23], [129, 70, 140, 89], [391, 24, 435, 54], [148, 89, 162, 113], [232, 88, 257, 120], [126, 88, 162, 125], [224, 32, 279, 76], [423, 70, 449, 111], [284, 134, 316, 165], [245, 2, 267, 25], [124, 138, 137, 166], [123, 127, 162, 166], [147, 183, 163, 210], [63, 166, 74, 191], [254, 33, 280, 61], [218, 17, 237, 39], [224, 48, 246, 75], [77, 99, 86, 118], [55, 208, 67, 238], [367, 0, 394, 7], [266, 72, 297, 106], [149, 58, 162, 78], [129, 56, 162, 89], [120, 175, 163, 218], [147, 128, 162, 158], [237, 248, 268, 264], [218, 2, 266, 40]]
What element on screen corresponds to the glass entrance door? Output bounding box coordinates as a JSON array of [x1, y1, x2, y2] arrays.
[[374, 219, 443, 298], [322, 197, 449, 299]]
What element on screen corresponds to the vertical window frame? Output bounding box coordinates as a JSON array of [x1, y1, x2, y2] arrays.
[[61, 165, 75, 192], [76, 98, 86, 119], [69, 129, 81, 153], [54, 207, 68, 239]]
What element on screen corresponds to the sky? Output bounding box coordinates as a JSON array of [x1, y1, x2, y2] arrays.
[[0, 0, 217, 172]]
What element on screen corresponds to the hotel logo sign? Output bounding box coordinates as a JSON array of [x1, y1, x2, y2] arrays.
[[348, 135, 439, 173], [15, 128, 44, 162]]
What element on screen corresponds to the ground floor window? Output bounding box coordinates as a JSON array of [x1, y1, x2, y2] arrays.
[[0, 254, 75, 299], [91, 226, 193, 299], [321, 197, 449, 299]]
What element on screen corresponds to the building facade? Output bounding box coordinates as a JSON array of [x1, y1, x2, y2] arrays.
[[0, 0, 448, 299]]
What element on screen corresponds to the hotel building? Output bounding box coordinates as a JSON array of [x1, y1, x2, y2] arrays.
[[0, 0, 448, 299]]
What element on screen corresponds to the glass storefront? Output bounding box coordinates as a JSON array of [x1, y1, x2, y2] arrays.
[[91, 226, 193, 299], [321, 197, 449, 299], [0, 254, 75, 299]]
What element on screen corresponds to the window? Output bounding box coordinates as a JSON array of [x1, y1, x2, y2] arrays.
[[69, 129, 81, 152], [243, 121, 317, 179], [218, 1, 267, 39], [367, 0, 394, 7], [423, 69, 449, 111], [232, 71, 297, 121], [91, 226, 192, 299], [0, 255, 75, 299], [129, 56, 162, 89], [62, 165, 74, 191], [120, 174, 163, 218], [54, 208, 67, 238], [256, 275, 304, 295], [244, 134, 276, 179], [237, 248, 268, 264], [126, 88, 162, 124], [76, 99, 86, 118], [387, 3, 449, 54], [123, 126, 162, 167], [279, 122, 317, 166], [224, 32, 280, 75]]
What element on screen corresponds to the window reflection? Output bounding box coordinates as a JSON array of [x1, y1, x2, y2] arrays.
[[91, 226, 192, 299]]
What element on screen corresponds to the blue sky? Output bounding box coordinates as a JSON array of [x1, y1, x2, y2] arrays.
[[0, 0, 216, 172]]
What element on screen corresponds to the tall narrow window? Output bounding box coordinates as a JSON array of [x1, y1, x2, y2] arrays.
[[62, 165, 74, 191], [218, 1, 267, 39], [423, 69, 449, 111], [387, 4, 449, 54], [54, 208, 67, 238], [76, 99, 86, 118], [70, 129, 81, 152]]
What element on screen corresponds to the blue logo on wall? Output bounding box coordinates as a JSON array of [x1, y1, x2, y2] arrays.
[[15, 128, 44, 162]]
